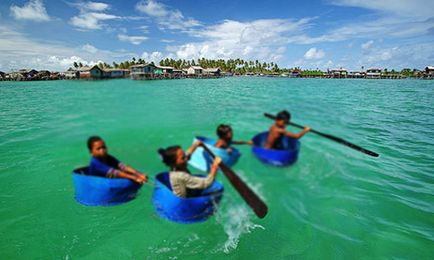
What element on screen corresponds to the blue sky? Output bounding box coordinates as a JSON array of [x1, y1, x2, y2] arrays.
[[0, 0, 433, 71]]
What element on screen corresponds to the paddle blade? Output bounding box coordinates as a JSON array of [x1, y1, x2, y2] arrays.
[[220, 164, 268, 218], [201, 144, 268, 218]]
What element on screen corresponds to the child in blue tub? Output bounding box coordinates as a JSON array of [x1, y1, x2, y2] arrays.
[[87, 136, 147, 184], [265, 110, 310, 150], [158, 141, 221, 198], [214, 124, 253, 153]]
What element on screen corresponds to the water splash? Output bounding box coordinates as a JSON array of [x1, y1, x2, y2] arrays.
[[214, 169, 266, 253], [216, 202, 264, 253]]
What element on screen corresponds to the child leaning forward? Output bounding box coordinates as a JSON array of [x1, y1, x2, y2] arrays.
[[87, 136, 147, 184], [158, 141, 221, 198]]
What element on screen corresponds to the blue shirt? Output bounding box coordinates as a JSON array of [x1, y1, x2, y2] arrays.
[[89, 154, 123, 178]]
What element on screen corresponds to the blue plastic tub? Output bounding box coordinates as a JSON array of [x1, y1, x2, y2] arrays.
[[252, 131, 300, 167], [152, 172, 224, 224], [188, 136, 241, 172], [72, 167, 141, 206]]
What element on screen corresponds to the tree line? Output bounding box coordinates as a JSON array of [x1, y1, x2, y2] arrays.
[[72, 58, 425, 75], [73, 58, 290, 73]]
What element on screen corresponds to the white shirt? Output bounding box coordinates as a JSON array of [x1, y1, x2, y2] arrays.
[[169, 171, 215, 197]]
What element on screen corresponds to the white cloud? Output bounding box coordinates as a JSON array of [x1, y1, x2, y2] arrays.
[[304, 48, 325, 59], [47, 56, 105, 68], [69, 1, 110, 12], [118, 34, 148, 45], [294, 41, 434, 70], [139, 25, 149, 33], [0, 25, 135, 71], [285, 16, 434, 45], [161, 39, 174, 43], [47, 55, 87, 67], [191, 18, 311, 41], [69, 2, 120, 30], [295, 1, 432, 46], [361, 40, 374, 49], [331, 0, 434, 19], [70, 12, 119, 30], [136, 0, 168, 17], [141, 51, 163, 63], [81, 2, 110, 12], [360, 46, 401, 65], [10, 0, 50, 22], [292, 48, 327, 69], [326, 60, 334, 67], [135, 0, 201, 30], [311, 43, 433, 70], [82, 44, 98, 53], [167, 18, 313, 62], [292, 58, 335, 70]]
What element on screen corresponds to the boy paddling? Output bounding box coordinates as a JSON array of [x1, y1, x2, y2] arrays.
[[264, 110, 311, 149]]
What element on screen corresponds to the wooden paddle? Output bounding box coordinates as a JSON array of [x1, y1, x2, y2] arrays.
[[264, 113, 379, 157], [200, 144, 268, 218]]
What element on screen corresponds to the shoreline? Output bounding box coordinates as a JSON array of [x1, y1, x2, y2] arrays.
[[0, 74, 432, 82], [1, 63, 433, 82]]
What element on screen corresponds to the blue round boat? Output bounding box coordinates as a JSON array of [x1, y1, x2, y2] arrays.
[[188, 136, 241, 172], [152, 172, 224, 224], [252, 131, 301, 167], [72, 167, 141, 206]]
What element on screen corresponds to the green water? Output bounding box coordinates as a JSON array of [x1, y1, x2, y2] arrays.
[[0, 78, 433, 259]]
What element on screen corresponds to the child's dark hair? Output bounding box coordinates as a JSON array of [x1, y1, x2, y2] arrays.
[[158, 146, 181, 168], [87, 136, 103, 151], [276, 110, 291, 122], [216, 124, 232, 138]]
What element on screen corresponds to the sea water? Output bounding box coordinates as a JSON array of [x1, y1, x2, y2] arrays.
[[0, 77, 433, 259]]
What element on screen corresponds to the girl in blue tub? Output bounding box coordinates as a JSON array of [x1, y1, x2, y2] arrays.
[[158, 141, 221, 198]]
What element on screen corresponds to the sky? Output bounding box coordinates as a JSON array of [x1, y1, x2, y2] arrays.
[[0, 0, 433, 71]]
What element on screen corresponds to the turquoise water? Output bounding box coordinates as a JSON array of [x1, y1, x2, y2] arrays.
[[0, 78, 433, 259]]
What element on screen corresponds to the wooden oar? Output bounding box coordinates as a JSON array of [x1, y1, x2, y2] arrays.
[[200, 144, 268, 218], [264, 113, 379, 157]]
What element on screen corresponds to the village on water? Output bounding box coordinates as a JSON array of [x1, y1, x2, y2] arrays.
[[1, 58, 433, 81]]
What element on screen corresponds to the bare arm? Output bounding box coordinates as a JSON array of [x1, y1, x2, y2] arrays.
[[232, 140, 253, 145], [120, 164, 139, 174], [186, 140, 202, 158], [117, 171, 147, 184], [283, 127, 311, 139], [208, 156, 222, 177], [118, 163, 147, 181]]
